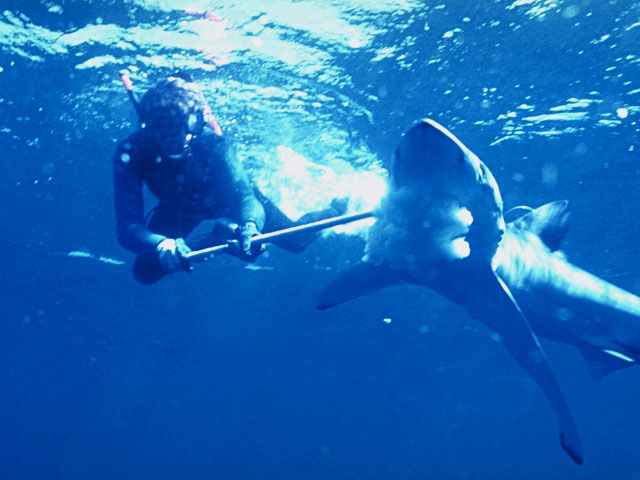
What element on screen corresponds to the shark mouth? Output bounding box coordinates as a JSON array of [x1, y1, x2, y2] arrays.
[[366, 194, 476, 270], [445, 205, 474, 259], [427, 203, 474, 260]]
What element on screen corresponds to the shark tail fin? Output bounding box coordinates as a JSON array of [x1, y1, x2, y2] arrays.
[[579, 344, 636, 380], [316, 261, 406, 310], [513, 200, 570, 251]]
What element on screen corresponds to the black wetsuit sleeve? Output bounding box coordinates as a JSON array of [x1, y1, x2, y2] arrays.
[[216, 140, 266, 231], [113, 144, 166, 258]]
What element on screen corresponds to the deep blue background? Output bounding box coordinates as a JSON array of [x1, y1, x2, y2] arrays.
[[1, 1, 640, 478]]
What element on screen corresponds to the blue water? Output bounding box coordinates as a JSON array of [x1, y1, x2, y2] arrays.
[[2, 1, 640, 478]]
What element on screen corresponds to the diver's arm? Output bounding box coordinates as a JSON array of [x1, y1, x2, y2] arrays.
[[113, 145, 166, 257]]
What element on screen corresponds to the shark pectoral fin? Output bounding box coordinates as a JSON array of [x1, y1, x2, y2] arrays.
[[468, 269, 583, 465], [316, 261, 406, 310], [579, 345, 635, 380]]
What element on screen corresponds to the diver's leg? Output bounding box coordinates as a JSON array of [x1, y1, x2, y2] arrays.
[[296, 197, 348, 224], [279, 204, 345, 253], [253, 187, 295, 231], [256, 189, 347, 253], [133, 256, 166, 285]]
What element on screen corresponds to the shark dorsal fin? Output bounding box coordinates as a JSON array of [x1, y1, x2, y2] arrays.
[[513, 201, 570, 251]]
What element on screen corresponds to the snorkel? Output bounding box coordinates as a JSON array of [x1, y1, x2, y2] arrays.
[[203, 103, 223, 136], [120, 69, 144, 122]]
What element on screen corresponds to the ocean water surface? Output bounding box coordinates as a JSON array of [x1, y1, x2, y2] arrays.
[[1, 1, 640, 478]]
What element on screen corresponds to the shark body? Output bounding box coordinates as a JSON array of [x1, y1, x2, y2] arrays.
[[317, 119, 584, 464], [496, 201, 640, 378]]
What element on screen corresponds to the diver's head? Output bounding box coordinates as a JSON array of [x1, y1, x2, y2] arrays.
[[139, 76, 207, 159]]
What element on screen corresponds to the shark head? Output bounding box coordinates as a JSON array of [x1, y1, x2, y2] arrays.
[[392, 119, 501, 205], [366, 119, 505, 270], [392, 119, 483, 189]]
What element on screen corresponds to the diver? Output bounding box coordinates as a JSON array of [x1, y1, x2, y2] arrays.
[[113, 73, 347, 284]]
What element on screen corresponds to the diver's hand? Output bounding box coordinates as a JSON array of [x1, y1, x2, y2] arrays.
[[156, 237, 193, 273], [225, 221, 265, 261], [238, 222, 264, 256], [223, 222, 265, 262]]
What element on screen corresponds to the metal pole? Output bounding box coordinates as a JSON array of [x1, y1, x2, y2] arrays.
[[187, 210, 374, 261]]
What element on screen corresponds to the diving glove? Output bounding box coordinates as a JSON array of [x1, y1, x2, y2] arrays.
[[227, 221, 265, 260], [156, 237, 193, 273], [239, 222, 260, 254]]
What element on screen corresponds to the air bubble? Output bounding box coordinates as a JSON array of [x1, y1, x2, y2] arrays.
[[562, 5, 580, 19]]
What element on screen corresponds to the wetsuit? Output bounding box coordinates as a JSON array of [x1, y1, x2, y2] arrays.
[[114, 128, 339, 284]]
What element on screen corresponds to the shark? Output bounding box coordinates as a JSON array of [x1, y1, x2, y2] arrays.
[[316, 119, 584, 464]]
